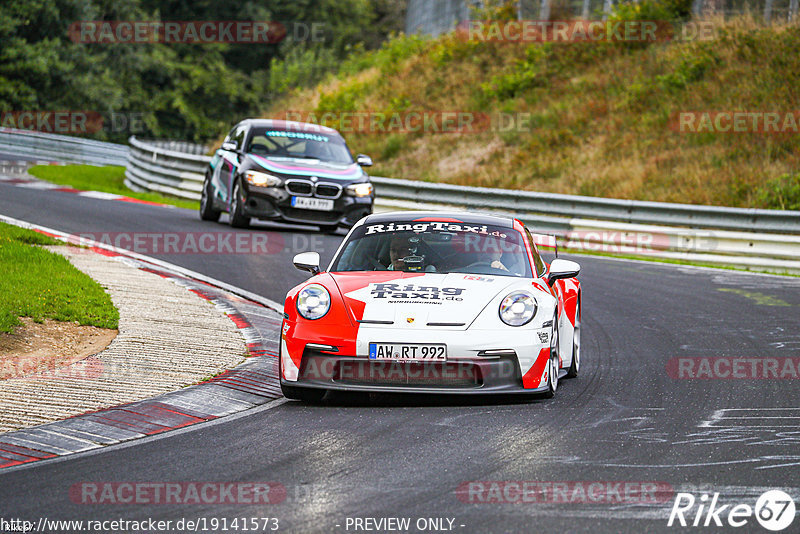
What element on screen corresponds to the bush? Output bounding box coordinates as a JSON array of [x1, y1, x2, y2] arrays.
[[481, 46, 548, 102], [757, 173, 800, 210]]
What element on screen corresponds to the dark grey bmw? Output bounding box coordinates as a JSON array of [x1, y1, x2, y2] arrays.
[[200, 118, 375, 233]]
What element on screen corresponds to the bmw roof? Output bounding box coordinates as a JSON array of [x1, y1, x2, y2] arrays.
[[237, 118, 341, 136]]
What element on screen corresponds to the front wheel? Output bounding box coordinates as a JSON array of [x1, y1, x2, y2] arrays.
[[228, 180, 250, 228], [565, 298, 581, 378], [542, 313, 560, 398]]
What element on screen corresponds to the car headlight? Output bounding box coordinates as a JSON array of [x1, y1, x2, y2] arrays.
[[297, 284, 331, 320], [245, 170, 281, 187], [499, 292, 537, 326], [346, 182, 373, 197]]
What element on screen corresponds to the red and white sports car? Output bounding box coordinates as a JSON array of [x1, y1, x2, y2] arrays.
[[280, 211, 581, 401]]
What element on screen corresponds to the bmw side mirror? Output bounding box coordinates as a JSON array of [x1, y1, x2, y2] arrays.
[[356, 154, 373, 167], [221, 141, 237, 152], [547, 259, 580, 286], [293, 252, 321, 275]]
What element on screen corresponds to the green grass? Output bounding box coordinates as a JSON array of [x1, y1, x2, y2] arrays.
[[0, 222, 119, 333], [27, 164, 200, 210]]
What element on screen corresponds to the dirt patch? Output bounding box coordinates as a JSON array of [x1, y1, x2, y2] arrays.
[[0, 318, 117, 379]]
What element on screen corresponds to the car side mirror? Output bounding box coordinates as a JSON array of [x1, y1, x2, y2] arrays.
[[293, 252, 320, 275], [356, 154, 373, 167], [221, 141, 237, 152], [547, 258, 580, 286]]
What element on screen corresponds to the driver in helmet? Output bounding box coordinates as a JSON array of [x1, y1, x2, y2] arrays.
[[485, 235, 509, 272], [387, 234, 436, 272]]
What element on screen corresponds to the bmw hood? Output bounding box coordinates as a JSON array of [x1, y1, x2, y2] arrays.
[[247, 154, 364, 181], [331, 272, 523, 330]]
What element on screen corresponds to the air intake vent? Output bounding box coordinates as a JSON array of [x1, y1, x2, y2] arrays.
[[286, 180, 312, 196]]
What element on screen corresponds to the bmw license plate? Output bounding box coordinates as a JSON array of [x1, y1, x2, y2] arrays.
[[369, 343, 447, 361], [291, 196, 334, 211]]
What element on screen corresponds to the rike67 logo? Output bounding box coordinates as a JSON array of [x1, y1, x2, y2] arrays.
[[668, 490, 796, 531]]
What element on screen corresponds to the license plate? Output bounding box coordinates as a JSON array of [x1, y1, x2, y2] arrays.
[[369, 343, 447, 361], [291, 196, 334, 211]]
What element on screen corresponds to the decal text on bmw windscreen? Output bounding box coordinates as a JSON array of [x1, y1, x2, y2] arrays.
[[264, 130, 329, 142]]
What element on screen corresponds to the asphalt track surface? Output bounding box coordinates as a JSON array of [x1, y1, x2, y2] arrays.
[[1, 181, 799, 533]]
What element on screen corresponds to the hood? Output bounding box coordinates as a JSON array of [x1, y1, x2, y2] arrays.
[[247, 153, 364, 181], [330, 272, 520, 330]]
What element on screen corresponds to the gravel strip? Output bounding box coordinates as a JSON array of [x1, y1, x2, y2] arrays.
[[0, 246, 247, 433]]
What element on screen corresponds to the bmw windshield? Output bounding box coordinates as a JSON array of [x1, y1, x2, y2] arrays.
[[246, 127, 354, 164], [331, 221, 533, 277]]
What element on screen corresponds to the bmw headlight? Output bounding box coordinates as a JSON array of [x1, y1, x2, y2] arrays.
[[346, 182, 373, 197], [297, 284, 331, 320], [499, 292, 537, 326], [245, 170, 281, 187]]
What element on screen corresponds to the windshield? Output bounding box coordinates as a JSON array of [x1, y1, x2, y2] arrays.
[[246, 127, 354, 164], [331, 221, 533, 277]]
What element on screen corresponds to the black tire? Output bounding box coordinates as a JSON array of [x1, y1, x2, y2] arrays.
[[228, 180, 250, 228], [319, 224, 340, 234], [199, 177, 221, 222], [281, 382, 327, 402], [565, 297, 581, 379], [541, 312, 560, 399]]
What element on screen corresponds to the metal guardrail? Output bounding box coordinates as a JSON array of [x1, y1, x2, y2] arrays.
[[122, 137, 800, 272], [124, 137, 800, 236], [370, 176, 800, 234], [0, 128, 128, 167], [124, 136, 210, 200], [138, 139, 210, 155]]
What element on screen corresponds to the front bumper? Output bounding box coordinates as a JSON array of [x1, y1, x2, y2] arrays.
[[242, 184, 373, 227], [280, 344, 551, 395]]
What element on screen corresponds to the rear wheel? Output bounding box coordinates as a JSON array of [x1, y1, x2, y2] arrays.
[[565, 298, 581, 378], [228, 180, 250, 228], [199, 177, 221, 222], [281, 383, 327, 402]]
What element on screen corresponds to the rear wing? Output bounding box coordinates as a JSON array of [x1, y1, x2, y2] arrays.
[[531, 233, 558, 257]]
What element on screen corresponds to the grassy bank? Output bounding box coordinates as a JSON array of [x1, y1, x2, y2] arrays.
[[27, 165, 199, 210], [0, 222, 119, 333], [259, 14, 800, 210]]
